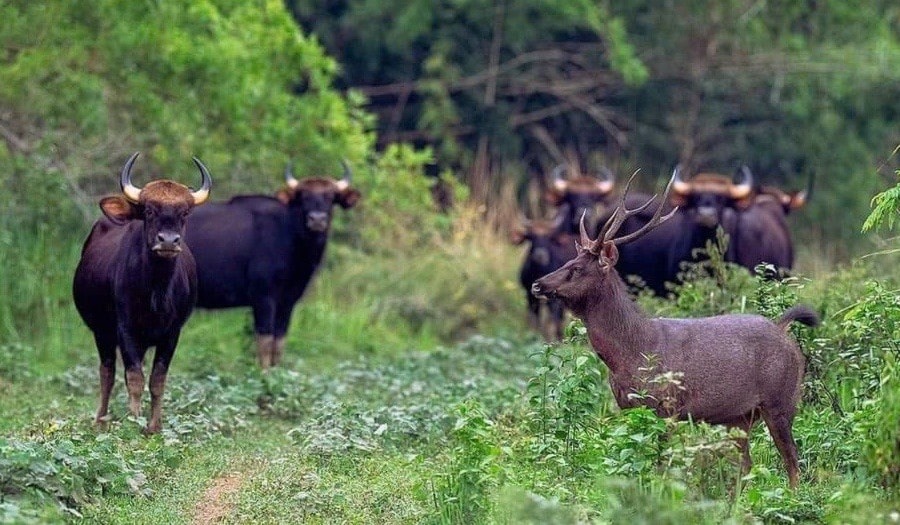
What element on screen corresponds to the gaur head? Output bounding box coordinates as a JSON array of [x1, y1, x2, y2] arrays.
[[669, 166, 753, 229], [510, 207, 570, 268], [757, 171, 813, 215], [533, 172, 678, 309], [545, 164, 615, 232], [278, 160, 361, 233], [100, 152, 211, 258]]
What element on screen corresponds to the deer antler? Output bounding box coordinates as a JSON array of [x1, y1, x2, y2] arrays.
[[595, 168, 679, 247]]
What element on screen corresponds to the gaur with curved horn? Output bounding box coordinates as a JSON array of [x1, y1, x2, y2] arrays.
[[74, 152, 212, 434], [186, 159, 362, 369], [120, 152, 211, 205]]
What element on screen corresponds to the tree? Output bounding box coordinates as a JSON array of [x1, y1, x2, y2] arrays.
[[287, 0, 647, 205]]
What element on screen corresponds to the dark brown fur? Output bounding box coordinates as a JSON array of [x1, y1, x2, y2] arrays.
[[72, 154, 210, 434], [184, 166, 360, 369], [511, 212, 577, 341]]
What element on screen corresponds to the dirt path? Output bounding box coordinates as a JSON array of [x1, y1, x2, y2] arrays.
[[191, 470, 245, 525]]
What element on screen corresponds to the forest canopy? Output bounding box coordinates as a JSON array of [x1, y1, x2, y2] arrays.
[[1, 0, 899, 253], [289, 0, 900, 253]]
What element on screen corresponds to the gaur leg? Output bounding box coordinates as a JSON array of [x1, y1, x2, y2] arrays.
[[526, 291, 541, 332], [94, 329, 118, 426], [271, 300, 299, 367], [145, 333, 179, 434], [547, 298, 565, 341], [251, 295, 277, 369], [255, 335, 275, 370], [119, 331, 146, 419], [761, 408, 801, 488], [272, 337, 287, 366]]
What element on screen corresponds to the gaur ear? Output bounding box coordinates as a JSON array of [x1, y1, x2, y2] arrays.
[[337, 188, 361, 209], [544, 189, 564, 205], [788, 191, 807, 210], [734, 195, 754, 211], [599, 241, 619, 268], [510, 228, 526, 245], [99, 196, 137, 224], [669, 193, 687, 207], [276, 189, 292, 204]]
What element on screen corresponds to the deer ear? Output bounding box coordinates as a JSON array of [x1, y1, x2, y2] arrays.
[[599, 241, 619, 267], [99, 196, 137, 224]]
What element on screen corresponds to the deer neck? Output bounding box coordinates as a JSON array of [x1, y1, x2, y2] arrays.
[[580, 270, 657, 376]]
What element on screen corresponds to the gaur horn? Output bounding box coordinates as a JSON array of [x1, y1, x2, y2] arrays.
[[795, 171, 814, 207], [190, 157, 212, 205], [596, 166, 615, 193], [336, 159, 352, 191], [120, 152, 143, 203], [552, 163, 568, 192], [671, 164, 690, 195], [284, 162, 299, 189], [731, 166, 754, 199]]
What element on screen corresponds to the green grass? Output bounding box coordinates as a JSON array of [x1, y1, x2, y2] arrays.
[[2, 215, 899, 524]]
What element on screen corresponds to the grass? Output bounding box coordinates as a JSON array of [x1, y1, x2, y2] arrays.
[[1, 206, 899, 523]]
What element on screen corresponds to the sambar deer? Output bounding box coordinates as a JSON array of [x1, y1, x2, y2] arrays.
[[531, 171, 819, 488]]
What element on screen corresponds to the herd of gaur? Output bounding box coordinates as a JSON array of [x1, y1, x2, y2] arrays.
[[73, 153, 818, 487]]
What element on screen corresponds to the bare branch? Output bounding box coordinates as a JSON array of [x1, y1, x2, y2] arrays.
[[0, 121, 30, 153]]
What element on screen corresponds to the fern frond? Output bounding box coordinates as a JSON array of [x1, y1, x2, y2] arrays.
[[862, 173, 900, 232]]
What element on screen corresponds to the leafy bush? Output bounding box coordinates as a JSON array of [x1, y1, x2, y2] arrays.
[[428, 400, 505, 524], [525, 341, 608, 476]]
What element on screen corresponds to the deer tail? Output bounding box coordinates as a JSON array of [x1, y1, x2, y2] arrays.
[[777, 305, 820, 331]]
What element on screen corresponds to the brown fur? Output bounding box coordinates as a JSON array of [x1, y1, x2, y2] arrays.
[[532, 185, 819, 488], [276, 178, 361, 208], [140, 180, 196, 206], [73, 160, 209, 435]]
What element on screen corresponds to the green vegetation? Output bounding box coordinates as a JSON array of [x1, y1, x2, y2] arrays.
[[2, 1, 899, 523], [2, 255, 900, 522]]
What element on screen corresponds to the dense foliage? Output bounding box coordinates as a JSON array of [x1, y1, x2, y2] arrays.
[[1, 1, 899, 523], [289, 0, 900, 252]]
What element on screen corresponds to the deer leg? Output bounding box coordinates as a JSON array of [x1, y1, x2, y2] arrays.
[[94, 330, 117, 427], [145, 335, 178, 434], [761, 409, 801, 489], [732, 411, 758, 475]]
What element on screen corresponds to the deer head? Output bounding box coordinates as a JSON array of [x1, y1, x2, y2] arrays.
[[531, 170, 678, 311]]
